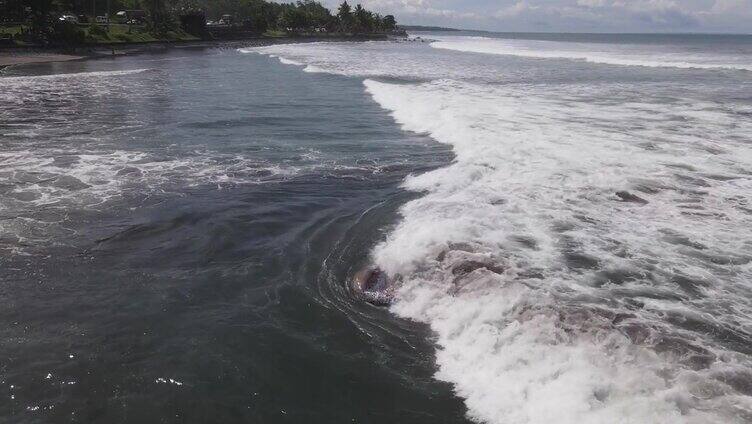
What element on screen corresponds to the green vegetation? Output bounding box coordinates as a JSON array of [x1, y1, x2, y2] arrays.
[[0, 25, 23, 36], [83, 23, 197, 43], [0, 0, 399, 46], [177, 0, 397, 33]]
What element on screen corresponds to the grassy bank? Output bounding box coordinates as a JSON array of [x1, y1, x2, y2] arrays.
[[0, 23, 199, 47], [0, 25, 23, 36], [84, 24, 199, 44]]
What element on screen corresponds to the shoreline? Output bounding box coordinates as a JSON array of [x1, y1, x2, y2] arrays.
[[0, 52, 84, 69], [0, 34, 392, 70]]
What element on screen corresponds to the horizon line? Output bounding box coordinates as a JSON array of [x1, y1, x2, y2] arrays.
[[401, 26, 752, 36]]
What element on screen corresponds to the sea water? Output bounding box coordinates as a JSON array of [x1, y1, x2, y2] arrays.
[[247, 32, 752, 423], [2, 32, 752, 423]]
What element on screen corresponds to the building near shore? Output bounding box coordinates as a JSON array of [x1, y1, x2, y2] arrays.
[[115, 10, 146, 24]]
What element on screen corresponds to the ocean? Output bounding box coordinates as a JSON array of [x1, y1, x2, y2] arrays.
[[1, 32, 752, 423]]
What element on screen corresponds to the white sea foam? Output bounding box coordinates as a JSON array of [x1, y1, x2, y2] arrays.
[[0, 68, 158, 108], [245, 36, 752, 423], [0, 149, 298, 206], [0, 149, 300, 253], [430, 36, 752, 71], [239, 42, 494, 80], [0, 68, 151, 82], [274, 56, 304, 66], [364, 78, 752, 423]]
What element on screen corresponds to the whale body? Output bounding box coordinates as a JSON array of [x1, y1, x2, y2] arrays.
[[350, 267, 393, 306]]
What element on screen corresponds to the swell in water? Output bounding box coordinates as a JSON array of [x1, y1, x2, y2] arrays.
[[243, 38, 752, 423], [0, 68, 151, 81], [430, 35, 752, 71]]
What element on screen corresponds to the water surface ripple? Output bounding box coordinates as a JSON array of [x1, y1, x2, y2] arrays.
[[2, 32, 752, 423]]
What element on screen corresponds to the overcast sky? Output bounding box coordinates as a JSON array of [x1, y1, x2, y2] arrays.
[[328, 0, 752, 33]]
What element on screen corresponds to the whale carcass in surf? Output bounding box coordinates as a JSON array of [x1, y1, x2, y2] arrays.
[[350, 267, 394, 306], [350, 242, 510, 306], [350, 254, 506, 306]]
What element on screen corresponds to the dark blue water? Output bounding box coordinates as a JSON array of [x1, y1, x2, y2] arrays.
[[0, 48, 467, 423]]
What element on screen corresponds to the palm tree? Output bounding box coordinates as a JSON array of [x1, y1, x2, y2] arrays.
[[383, 14, 396, 31], [336, 0, 352, 32], [353, 3, 365, 32]]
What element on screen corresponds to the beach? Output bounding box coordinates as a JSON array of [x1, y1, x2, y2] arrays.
[[0, 34, 389, 70], [0, 52, 84, 68]]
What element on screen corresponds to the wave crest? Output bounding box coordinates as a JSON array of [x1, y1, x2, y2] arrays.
[[365, 77, 752, 423], [430, 36, 752, 71]]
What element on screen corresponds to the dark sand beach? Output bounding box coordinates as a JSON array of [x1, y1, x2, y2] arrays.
[[0, 52, 84, 68]]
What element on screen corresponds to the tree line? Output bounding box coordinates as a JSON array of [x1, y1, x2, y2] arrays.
[[180, 0, 397, 34], [2, 0, 399, 39]]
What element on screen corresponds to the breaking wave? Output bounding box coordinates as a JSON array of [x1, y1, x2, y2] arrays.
[[364, 77, 752, 423], [240, 37, 752, 422], [0, 68, 152, 82], [430, 36, 752, 71]]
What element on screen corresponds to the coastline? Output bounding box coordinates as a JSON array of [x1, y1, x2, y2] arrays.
[[0, 33, 392, 71], [0, 52, 84, 69]]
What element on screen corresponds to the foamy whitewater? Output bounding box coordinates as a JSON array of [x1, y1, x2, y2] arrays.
[[430, 35, 752, 71], [245, 33, 752, 423]]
